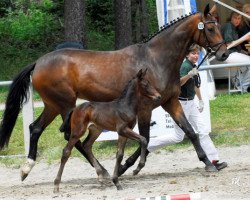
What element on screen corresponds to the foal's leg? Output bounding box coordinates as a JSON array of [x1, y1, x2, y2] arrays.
[[54, 115, 88, 192], [54, 134, 80, 193], [82, 124, 110, 182], [118, 110, 152, 176], [61, 108, 99, 169], [112, 135, 127, 190], [162, 98, 217, 172], [119, 127, 148, 175], [21, 105, 58, 181]]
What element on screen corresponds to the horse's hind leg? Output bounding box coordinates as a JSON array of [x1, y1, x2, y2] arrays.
[[162, 98, 217, 172], [21, 105, 58, 181], [118, 110, 151, 176], [82, 124, 110, 182]]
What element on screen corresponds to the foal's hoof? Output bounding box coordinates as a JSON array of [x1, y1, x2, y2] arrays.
[[133, 169, 140, 176], [205, 165, 218, 172], [53, 186, 59, 193], [118, 165, 126, 177]]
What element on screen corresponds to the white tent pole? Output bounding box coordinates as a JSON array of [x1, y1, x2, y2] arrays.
[[213, 0, 250, 19]]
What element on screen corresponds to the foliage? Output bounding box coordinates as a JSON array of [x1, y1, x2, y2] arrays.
[[86, 30, 114, 51], [146, 0, 158, 34], [86, 0, 114, 33], [0, 0, 62, 80], [0, 10, 57, 46], [0, 0, 13, 17], [0, 0, 159, 80]]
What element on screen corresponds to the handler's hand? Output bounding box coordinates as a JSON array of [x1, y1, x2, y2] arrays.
[[198, 100, 204, 112], [188, 68, 199, 78]]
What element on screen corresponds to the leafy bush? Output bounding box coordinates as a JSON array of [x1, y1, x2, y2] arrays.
[[0, 1, 61, 80], [0, 9, 59, 47]]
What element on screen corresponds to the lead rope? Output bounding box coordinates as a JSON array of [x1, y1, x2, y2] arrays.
[[196, 50, 210, 69]]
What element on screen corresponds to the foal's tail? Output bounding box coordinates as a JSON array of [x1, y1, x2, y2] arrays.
[[0, 63, 36, 150], [60, 110, 73, 133]]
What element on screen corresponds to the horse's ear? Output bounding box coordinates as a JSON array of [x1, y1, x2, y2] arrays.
[[209, 4, 217, 17], [204, 4, 210, 18]]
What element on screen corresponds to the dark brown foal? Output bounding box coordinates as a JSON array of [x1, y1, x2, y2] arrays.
[[54, 69, 161, 192]]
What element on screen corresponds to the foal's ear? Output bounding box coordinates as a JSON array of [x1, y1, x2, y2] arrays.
[[204, 4, 210, 18], [137, 69, 143, 79], [137, 68, 147, 80], [142, 68, 148, 77]]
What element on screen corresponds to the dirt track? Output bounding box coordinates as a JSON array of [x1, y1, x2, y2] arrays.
[[0, 145, 249, 200]]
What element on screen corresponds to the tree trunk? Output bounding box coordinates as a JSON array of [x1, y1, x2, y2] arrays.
[[139, 0, 149, 40], [131, 0, 149, 43], [131, 0, 139, 43], [114, 0, 132, 50], [64, 0, 86, 45]]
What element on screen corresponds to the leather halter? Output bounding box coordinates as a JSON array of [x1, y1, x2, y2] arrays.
[[197, 13, 225, 69]]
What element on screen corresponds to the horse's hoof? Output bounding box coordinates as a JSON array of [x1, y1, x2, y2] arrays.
[[21, 173, 28, 181], [205, 165, 218, 172], [20, 158, 35, 181]]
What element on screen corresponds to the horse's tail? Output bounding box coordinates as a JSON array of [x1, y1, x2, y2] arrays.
[[60, 110, 73, 133], [0, 63, 36, 150]]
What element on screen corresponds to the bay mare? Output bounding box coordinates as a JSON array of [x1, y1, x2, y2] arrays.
[[0, 4, 229, 181]]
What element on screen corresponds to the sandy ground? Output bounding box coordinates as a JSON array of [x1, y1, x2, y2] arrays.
[[0, 145, 249, 200]]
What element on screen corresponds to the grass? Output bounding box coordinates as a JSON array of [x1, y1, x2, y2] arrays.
[[0, 93, 249, 167], [0, 86, 41, 103]]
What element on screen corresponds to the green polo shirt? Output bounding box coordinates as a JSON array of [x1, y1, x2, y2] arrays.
[[179, 59, 195, 99], [221, 22, 241, 54]]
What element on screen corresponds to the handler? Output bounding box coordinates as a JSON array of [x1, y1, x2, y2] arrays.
[[147, 44, 228, 171]]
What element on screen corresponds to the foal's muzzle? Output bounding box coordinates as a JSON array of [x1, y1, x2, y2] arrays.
[[152, 95, 161, 102]]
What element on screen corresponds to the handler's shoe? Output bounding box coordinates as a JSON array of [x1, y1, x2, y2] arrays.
[[212, 160, 228, 170]]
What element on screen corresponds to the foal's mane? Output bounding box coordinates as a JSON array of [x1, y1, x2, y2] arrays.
[[141, 12, 198, 43], [115, 77, 137, 101]]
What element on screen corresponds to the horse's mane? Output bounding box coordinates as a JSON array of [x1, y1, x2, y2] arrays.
[[141, 12, 198, 43]]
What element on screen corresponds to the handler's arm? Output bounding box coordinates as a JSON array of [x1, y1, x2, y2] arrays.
[[180, 75, 191, 86], [195, 86, 202, 100]]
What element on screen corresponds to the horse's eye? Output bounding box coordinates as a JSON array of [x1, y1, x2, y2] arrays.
[[207, 28, 214, 32]]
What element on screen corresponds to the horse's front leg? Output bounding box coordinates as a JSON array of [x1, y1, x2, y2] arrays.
[[162, 98, 217, 172], [118, 109, 151, 176]]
